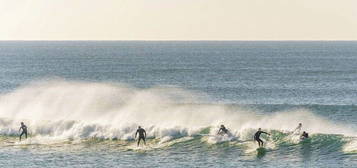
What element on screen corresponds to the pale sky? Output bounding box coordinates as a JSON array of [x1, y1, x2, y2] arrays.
[[1, 0, 357, 40]]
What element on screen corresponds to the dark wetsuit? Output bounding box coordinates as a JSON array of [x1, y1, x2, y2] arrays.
[[135, 128, 146, 146], [301, 132, 309, 139], [19, 124, 28, 141], [254, 131, 268, 147], [218, 126, 228, 135]]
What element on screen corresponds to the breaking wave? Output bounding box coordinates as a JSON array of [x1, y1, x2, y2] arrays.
[[0, 79, 356, 153]]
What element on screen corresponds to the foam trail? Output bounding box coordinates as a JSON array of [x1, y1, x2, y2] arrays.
[[0, 80, 355, 144], [343, 138, 357, 153]]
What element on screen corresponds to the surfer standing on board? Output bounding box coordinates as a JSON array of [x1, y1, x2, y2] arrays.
[[217, 125, 229, 135], [254, 128, 270, 147], [19, 122, 28, 141], [135, 126, 146, 146]]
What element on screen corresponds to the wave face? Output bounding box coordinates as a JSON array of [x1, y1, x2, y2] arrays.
[[0, 80, 356, 168], [0, 79, 355, 143]]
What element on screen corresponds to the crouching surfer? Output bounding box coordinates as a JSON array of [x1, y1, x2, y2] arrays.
[[217, 125, 229, 136], [300, 131, 309, 140], [254, 128, 270, 147], [135, 126, 146, 146]]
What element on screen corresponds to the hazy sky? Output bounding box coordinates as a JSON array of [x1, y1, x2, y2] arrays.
[[1, 0, 357, 40]]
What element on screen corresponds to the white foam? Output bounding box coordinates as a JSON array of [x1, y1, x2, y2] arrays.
[[0, 79, 355, 144], [343, 138, 357, 153]]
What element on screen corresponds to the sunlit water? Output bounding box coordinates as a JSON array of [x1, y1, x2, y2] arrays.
[[0, 41, 356, 167]]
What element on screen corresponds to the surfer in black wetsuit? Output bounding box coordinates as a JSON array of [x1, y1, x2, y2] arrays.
[[19, 122, 28, 141], [254, 128, 270, 147], [135, 126, 146, 146], [217, 125, 229, 135], [300, 131, 309, 140]]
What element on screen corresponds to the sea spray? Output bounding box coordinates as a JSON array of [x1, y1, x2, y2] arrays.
[[0, 80, 355, 144]]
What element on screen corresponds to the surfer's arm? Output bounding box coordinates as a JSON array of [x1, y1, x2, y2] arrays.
[[144, 131, 146, 138], [262, 131, 270, 135], [19, 127, 21, 132], [135, 131, 138, 138]]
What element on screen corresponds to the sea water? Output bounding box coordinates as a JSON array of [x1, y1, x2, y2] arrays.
[[0, 41, 356, 167]]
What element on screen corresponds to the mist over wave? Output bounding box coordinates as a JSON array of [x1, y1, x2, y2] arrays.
[[0, 80, 355, 143]]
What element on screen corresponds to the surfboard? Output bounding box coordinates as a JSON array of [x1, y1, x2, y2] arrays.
[[126, 144, 152, 152], [5, 141, 15, 144]]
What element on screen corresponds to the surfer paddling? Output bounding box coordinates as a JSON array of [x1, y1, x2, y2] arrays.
[[254, 128, 270, 147], [217, 125, 229, 135], [135, 126, 146, 146], [19, 122, 28, 141]]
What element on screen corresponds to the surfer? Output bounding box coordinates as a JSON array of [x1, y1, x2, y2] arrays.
[[300, 131, 309, 140], [19, 122, 28, 141], [135, 126, 146, 146], [217, 125, 229, 135], [293, 123, 302, 134], [254, 128, 270, 147]]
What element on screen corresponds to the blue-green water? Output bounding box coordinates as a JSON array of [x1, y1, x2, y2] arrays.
[[0, 41, 356, 167]]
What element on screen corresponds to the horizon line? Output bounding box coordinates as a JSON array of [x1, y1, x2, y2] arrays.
[[1, 40, 357, 42]]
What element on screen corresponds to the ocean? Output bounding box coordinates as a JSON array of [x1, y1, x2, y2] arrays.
[[0, 41, 356, 167]]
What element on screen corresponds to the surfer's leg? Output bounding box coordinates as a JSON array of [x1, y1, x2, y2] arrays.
[[139, 137, 145, 145], [257, 138, 263, 147], [255, 138, 260, 146], [137, 138, 141, 146], [19, 131, 24, 141]]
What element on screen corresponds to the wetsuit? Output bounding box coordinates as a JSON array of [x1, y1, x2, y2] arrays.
[[218, 126, 228, 135], [254, 131, 268, 147], [19, 124, 28, 141], [135, 128, 146, 146], [301, 132, 309, 139]]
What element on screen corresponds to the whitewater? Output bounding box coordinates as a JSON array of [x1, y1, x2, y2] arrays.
[[0, 80, 356, 166], [0, 80, 356, 142], [0, 41, 357, 167]]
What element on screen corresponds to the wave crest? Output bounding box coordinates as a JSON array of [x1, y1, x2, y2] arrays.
[[0, 79, 355, 143]]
